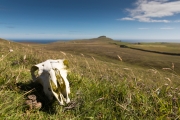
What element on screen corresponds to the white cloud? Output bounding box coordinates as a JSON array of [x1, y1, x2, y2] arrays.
[[120, 0, 180, 23], [138, 27, 175, 30], [160, 27, 175, 30], [138, 28, 149, 29], [118, 17, 135, 21]]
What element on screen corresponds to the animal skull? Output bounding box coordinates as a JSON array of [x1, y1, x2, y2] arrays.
[[31, 59, 70, 105]]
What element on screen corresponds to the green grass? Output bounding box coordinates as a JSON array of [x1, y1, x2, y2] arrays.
[[0, 38, 180, 119], [128, 42, 180, 54]]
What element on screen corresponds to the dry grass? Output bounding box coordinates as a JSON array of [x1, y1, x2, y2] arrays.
[[41, 38, 180, 74]]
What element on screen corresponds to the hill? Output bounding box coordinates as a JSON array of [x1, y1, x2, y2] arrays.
[[44, 37, 180, 74], [63, 36, 114, 44], [0, 38, 180, 119]]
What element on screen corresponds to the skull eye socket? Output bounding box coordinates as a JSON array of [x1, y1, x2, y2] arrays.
[[34, 70, 39, 77]]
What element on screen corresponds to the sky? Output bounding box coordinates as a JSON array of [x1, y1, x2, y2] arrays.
[[0, 0, 180, 42]]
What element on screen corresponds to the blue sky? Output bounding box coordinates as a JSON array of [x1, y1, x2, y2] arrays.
[[0, 0, 180, 42]]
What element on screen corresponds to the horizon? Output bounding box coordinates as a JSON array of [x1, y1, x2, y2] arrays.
[[0, 0, 180, 41], [7, 37, 180, 43]]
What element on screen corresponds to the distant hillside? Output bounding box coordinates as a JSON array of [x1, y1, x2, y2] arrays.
[[0, 38, 17, 44], [66, 36, 114, 44], [0, 38, 8, 43], [0, 38, 14, 46], [0, 38, 31, 50], [90, 36, 114, 42]]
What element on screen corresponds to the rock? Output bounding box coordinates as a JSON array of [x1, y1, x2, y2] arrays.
[[25, 94, 42, 110], [25, 100, 33, 110], [34, 102, 42, 110], [27, 95, 36, 101]]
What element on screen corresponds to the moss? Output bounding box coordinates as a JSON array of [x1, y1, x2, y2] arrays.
[[63, 59, 69, 68], [54, 69, 66, 94], [50, 79, 58, 93]]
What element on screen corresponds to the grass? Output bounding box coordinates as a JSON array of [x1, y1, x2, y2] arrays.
[[43, 38, 180, 74], [0, 38, 180, 119], [128, 42, 180, 54]]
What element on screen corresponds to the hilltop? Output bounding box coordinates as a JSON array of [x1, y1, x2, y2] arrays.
[[60, 36, 113, 44], [89, 36, 114, 42]]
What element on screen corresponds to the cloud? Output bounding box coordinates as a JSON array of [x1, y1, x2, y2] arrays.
[[138, 28, 149, 29], [174, 20, 180, 23], [118, 17, 135, 21], [160, 27, 175, 30], [120, 0, 180, 23], [138, 27, 175, 30]]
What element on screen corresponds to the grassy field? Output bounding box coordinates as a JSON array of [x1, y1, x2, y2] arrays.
[[128, 42, 180, 54], [0, 37, 180, 119], [44, 37, 180, 74]]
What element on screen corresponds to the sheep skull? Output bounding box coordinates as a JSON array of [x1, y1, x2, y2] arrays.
[[31, 59, 70, 105]]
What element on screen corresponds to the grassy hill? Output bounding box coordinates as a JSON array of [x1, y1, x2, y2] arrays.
[[44, 37, 180, 74], [0, 38, 180, 119]]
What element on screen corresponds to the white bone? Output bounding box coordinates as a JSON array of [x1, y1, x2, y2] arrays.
[[31, 59, 70, 105]]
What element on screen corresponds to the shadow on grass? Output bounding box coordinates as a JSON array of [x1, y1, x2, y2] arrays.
[[16, 81, 57, 114]]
